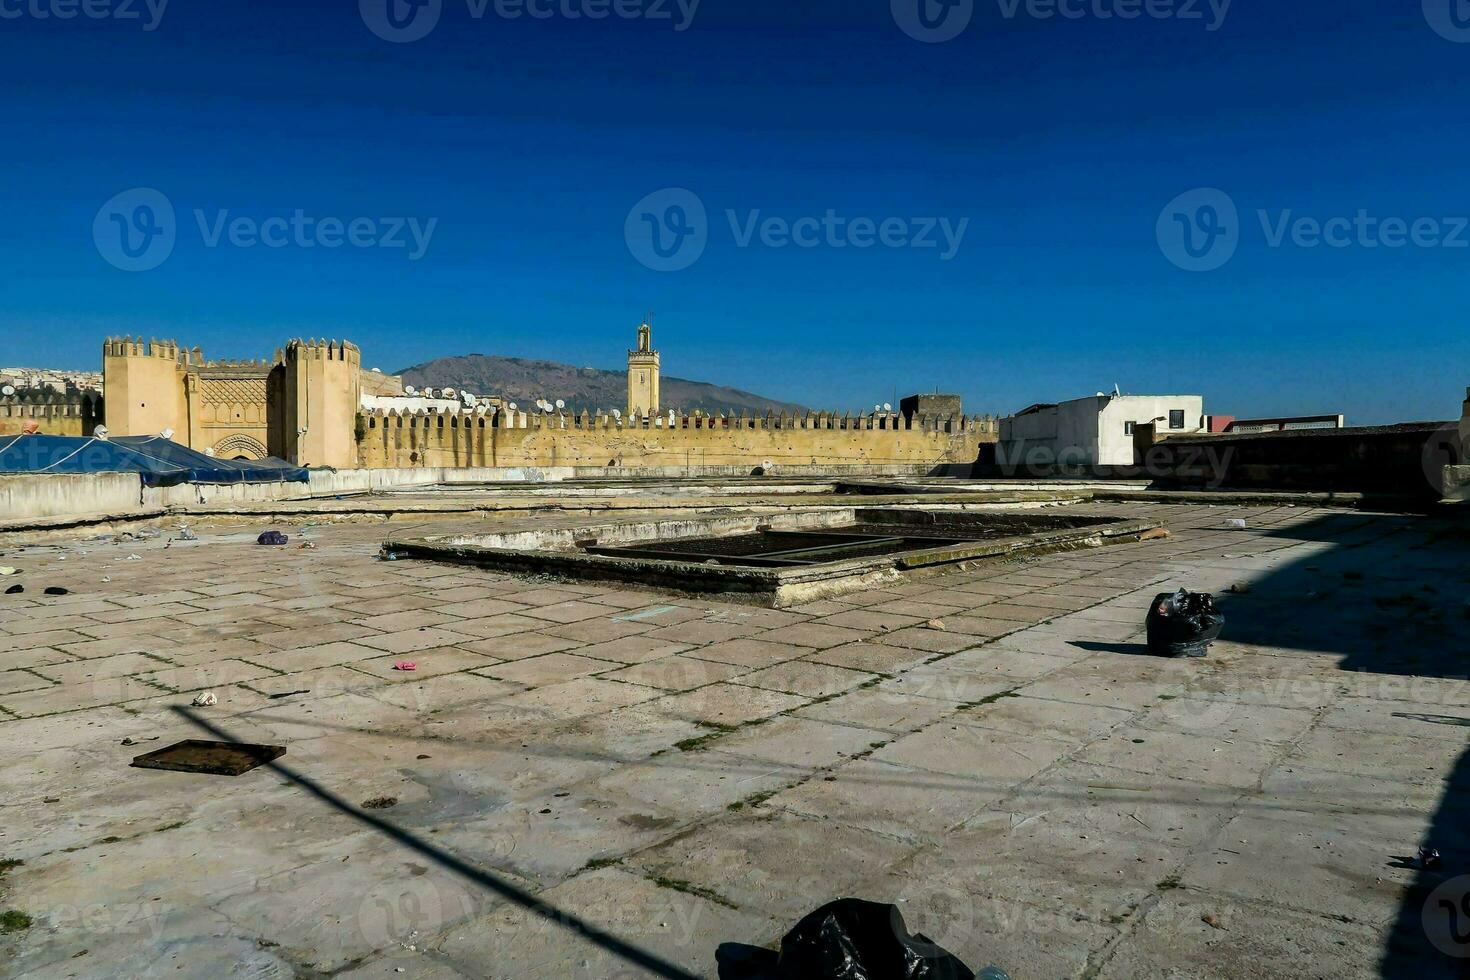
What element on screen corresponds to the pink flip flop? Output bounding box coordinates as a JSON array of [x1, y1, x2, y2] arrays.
[[392, 661, 418, 672]]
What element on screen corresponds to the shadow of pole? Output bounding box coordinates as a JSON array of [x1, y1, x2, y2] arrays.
[[171, 705, 702, 980]]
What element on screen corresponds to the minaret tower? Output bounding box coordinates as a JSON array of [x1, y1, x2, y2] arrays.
[[627, 320, 660, 417]]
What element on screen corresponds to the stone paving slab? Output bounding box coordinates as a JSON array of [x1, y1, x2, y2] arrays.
[[1, 501, 1467, 977]]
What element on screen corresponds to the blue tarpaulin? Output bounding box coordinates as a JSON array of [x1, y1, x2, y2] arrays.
[[0, 434, 309, 487]]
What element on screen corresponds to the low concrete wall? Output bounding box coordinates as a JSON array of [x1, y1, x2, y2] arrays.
[[1, 461, 976, 525], [978, 423, 1460, 501], [1146, 423, 1455, 498], [0, 473, 142, 522]]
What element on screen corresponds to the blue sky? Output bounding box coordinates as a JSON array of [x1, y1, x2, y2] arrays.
[[1, 0, 1467, 422]]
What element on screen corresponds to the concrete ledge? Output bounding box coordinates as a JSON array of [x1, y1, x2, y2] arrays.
[[386, 508, 1164, 607], [0, 508, 167, 536]]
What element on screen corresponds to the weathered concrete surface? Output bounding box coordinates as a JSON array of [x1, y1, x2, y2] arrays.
[[0, 500, 1467, 977]]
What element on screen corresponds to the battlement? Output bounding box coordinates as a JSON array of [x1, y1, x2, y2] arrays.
[[199, 357, 277, 374], [0, 387, 103, 436], [286, 339, 361, 364], [103, 336, 198, 365], [357, 402, 997, 469], [361, 405, 999, 434]]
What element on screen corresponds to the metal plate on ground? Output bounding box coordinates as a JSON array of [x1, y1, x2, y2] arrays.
[[130, 739, 285, 776]]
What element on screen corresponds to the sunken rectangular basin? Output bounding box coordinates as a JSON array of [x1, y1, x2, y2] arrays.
[[384, 507, 1164, 607], [385, 511, 1164, 608]]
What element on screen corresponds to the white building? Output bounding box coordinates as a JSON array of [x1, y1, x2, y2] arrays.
[[998, 393, 1205, 467]]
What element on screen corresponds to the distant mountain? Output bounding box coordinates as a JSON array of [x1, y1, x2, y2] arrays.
[[397, 354, 809, 415]]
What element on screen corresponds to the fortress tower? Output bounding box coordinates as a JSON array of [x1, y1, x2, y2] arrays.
[[283, 339, 362, 467], [627, 321, 660, 417], [102, 338, 191, 439]]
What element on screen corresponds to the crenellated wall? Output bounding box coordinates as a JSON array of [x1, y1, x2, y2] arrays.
[[283, 339, 362, 469], [0, 389, 103, 437], [358, 407, 997, 470]]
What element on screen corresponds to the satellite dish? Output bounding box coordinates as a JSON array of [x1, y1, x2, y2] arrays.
[[1, 385, 13, 396], [404, 385, 417, 395], [203, 447, 216, 457], [612, 408, 622, 420], [423, 387, 436, 398], [555, 399, 565, 410], [874, 405, 882, 413], [883, 403, 892, 412], [371, 367, 383, 373], [160, 428, 175, 440], [443, 387, 456, 398], [94, 425, 110, 440], [508, 402, 518, 411]]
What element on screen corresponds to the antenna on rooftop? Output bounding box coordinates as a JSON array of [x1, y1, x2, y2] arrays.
[[555, 399, 566, 410]]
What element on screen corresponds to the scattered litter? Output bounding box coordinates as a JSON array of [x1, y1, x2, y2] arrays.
[[1420, 846, 1442, 870], [124, 554, 141, 561], [924, 619, 946, 631], [119, 736, 159, 747], [393, 661, 418, 672], [131, 739, 285, 776], [257, 530, 289, 546], [4, 585, 21, 595], [1145, 589, 1225, 659], [1222, 519, 1247, 529], [1201, 914, 1224, 930], [1226, 582, 1251, 595], [719, 898, 981, 979], [178, 526, 198, 541], [378, 547, 397, 562], [101, 577, 110, 583], [298, 541, 316, 550], [361, 796, 399, 810], [191, 691, 219, 707], [0, 567, 17, 576], [43, 587, 69, 596]]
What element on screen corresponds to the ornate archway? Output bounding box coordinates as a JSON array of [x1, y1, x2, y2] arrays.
[[212, 433, 268, 460]]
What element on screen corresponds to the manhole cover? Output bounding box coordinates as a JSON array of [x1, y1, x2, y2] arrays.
[[130, 739, 285, 776]]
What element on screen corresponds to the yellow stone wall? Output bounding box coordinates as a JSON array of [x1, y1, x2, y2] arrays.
[[358, 409, 995, 470], [0, 391, 102, 437]]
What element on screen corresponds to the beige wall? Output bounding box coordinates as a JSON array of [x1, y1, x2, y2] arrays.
[[359, 410, 994, 470], [284, 340, 362, 468], [102, 339, 189, 439], [0, 392, 101, 437]]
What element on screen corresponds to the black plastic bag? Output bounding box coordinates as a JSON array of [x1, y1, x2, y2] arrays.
[[718, 899, 976, 980], [257, 530, 289, 546], [1146, 589, 1225, 658]]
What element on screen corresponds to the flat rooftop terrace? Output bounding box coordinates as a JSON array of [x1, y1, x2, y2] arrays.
[[1, 495, 1468, 977]]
